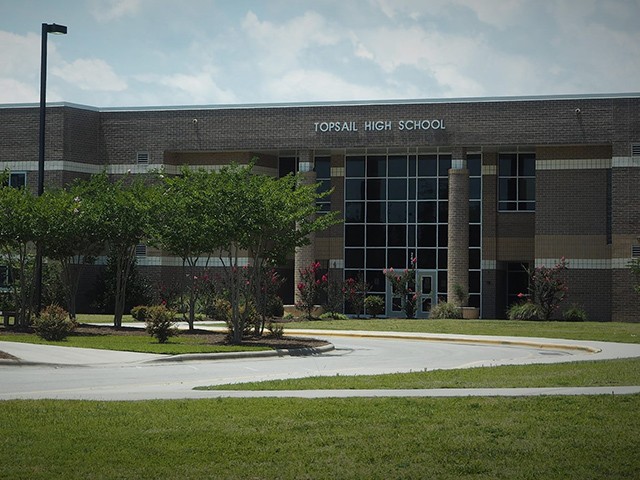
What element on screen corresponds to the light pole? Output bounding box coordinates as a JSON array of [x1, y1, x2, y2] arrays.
[[36, 22, 67, 314]]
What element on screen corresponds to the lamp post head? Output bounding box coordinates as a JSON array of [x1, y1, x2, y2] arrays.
[[44, 23, 67, 35]]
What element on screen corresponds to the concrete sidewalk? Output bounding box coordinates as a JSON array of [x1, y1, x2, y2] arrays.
[[2, 326, 640, 366]]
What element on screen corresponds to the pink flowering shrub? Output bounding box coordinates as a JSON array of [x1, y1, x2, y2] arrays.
[[296, 261, 327, 320], [525, 257, 569, 321], [343, 276, 368, 318], [383, 257, 418, 318]]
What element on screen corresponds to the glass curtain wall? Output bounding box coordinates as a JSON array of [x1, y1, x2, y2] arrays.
[[344, 149, 482, 315]]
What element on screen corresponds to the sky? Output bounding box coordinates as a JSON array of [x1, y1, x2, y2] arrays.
[[1, 0, 639, 108]]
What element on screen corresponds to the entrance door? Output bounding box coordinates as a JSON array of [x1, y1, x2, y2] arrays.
[[417, 271, 437, 318], [386, 270, 437, 318]]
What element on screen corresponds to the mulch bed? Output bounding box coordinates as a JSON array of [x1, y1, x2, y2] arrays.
[[1, 324, 329, 351]]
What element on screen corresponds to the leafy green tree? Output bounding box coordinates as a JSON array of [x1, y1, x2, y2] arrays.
[[0, 177, 40, 327], [92, 254, 152, 315], [38, 185, 104, 319], [214, 164, 339, 344], [149, 170, 225, 330], [89, 174, 151, 328]]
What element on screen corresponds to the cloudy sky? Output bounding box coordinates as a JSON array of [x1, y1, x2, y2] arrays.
[[1, 0, 639, 107]]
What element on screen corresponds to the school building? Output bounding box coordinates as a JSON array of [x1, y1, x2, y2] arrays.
[[1, 93, 639, 321]]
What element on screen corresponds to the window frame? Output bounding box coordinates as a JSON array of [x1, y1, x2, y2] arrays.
[[497, 152, 535, 212]]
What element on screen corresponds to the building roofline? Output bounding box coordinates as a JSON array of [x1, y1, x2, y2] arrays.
[[2, 92, 639, 113]]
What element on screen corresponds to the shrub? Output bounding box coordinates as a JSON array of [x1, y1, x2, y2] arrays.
[[34, 305, 75, 341], [507, 302, 539, 321], [343, 276, 368, 318], [266, 295, 284, 318], [383, 257, 418, 318], [562, 304, 587, 322], [266, 321, 285, 339], [429, 301, 462, 319], [211, 298, 232, 322], [319, 312, 349, 320], [452, 284, 468, 307], [145, 305, 178, 343], [364, 296, 385, 318], [130, 305, 149, 322], [526, 258, 569, 320], [296, 261, 327, 320]]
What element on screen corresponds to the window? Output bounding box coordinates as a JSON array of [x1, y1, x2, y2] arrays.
[[4, 172, 26, 189], [135, 244, 147, 257], [278, 157, 298, 178], [314, 156, 331, 214], [498, 152, 535, 211], [344, 150, 453, 302]]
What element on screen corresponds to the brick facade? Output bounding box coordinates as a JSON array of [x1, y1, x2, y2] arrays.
[[1, 94, 639, 320]]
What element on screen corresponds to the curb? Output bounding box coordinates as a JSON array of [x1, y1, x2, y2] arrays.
[[146, 343, 335, 363], [283, 329, 603, 354]]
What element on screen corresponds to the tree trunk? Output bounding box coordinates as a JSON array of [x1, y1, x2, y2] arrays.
[[113, 246, 134, 328]]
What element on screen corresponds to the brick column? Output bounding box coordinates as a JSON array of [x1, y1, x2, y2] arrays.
[[294, 152, 316, 303], [447, 165, 469, 306]]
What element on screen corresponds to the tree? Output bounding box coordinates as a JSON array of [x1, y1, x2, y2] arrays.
[[91, 174, 151, 328], [296, 261, 327, 320], [0, 177, 40, 327], [526, 257, 569, 321], [344, 275, 368, 318], [38, 184, 104, 319], [149, 170, 225, 330], [214, 164, 339, 343]]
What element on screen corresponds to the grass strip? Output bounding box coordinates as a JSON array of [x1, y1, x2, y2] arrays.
[[288, 318, 640, 343], [1, 396, 638, 479], [0, 333, 269, 355], [198, 357, 640, 391]]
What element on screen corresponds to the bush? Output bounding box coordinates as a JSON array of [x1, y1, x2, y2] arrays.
[[266, 295, 284, 318], [429, 301, 462, 319], [211, 298, 232, 322], [145, 305, 178, 343], [364, 296, 385, 318], [562, 304, 587, 322], [34, 305, 75, 341], [507, 302, 539, 321], [130, 305, 149, 322], [319, 312, 349, 320], [266, 321, 285, 339]]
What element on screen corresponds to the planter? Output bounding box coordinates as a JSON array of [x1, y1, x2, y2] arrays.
[[461, 307, 479, 319]]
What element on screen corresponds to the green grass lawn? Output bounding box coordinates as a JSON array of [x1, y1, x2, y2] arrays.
[[0, 332, 269, 355], [199, 357, 640, 390], [1, 396, 638, 479], [288, 318, 640, 344]]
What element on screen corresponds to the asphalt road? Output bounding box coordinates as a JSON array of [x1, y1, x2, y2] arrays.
[[1, 330, 639, 401]]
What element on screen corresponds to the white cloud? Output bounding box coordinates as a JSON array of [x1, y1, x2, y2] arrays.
[[242, 10, 340, 73], [52, 58, 127, 92], [90, 0, 143, 22], [372, 0, 528, 27], [263, 68, 419, 102], [0, 78, 39, 103], [0, 31, 40, 76], [136, 68, 237, 105]]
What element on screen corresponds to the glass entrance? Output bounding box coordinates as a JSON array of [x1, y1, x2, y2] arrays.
[[417, 271, 436, 318], [386, 269, 436, 318]]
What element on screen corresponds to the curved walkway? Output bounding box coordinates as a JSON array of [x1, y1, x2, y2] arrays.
[[1, 328, 639, 400]]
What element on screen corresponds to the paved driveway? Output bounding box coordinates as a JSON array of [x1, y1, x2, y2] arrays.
[[1, 330, 639, 400]]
